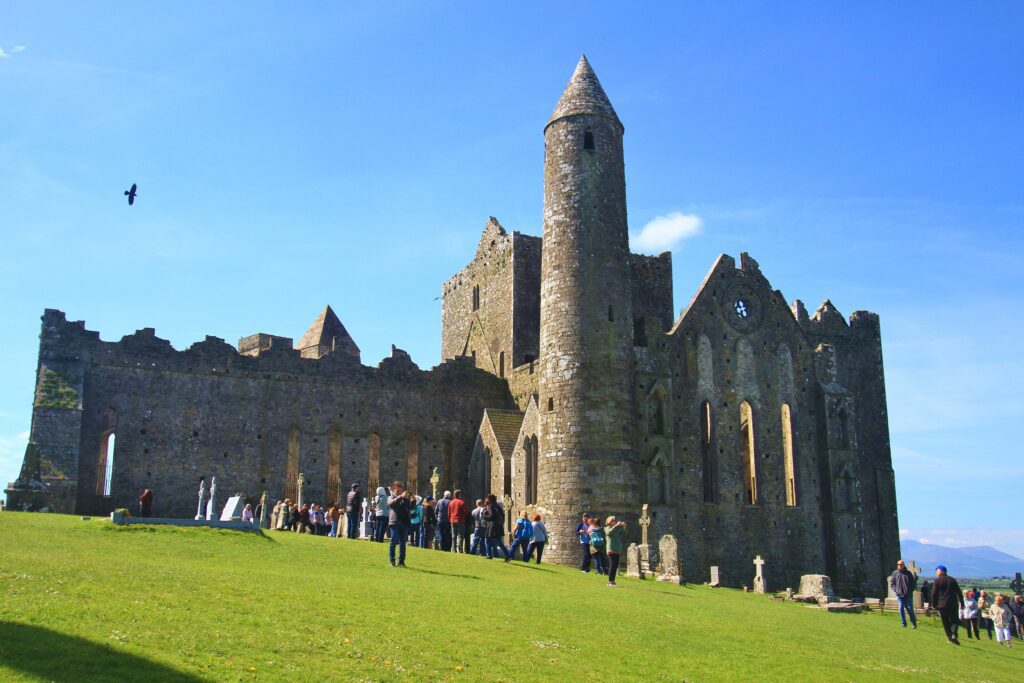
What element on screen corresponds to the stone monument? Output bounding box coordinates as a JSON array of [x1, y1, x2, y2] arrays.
[[194, 478, 206, 521], [907, 560, 924, 609], [753, 555, 766, 594], [656, 534, 684, 584], [220, 495, 244, 521], [795, 574, 838, 603], [709, 565, 720, 588], [430, 467, 440, 500], [502, 494, 514, 543], [626, 543, 645, 579], [638, 504, 654, 574], [205, 477, 217, 521], [1009, 572, 1023, 597], [297, 473, 305, 508], [258, 490, 268, 529]]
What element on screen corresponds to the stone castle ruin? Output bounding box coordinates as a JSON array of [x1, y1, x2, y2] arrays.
[[6, 57, 900, 596]]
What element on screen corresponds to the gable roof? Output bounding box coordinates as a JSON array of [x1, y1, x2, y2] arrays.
[[296, 305, 360, 357], [482, 408, 525, 460]]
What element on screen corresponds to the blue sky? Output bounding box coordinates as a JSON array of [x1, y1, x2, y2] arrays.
[[2, 3, 1022, 556]]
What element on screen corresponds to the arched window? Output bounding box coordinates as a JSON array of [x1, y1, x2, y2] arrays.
[[367, 432, 381, 492], [326, 428, 342, 505], [284, 426, 300, 500], [647, 450, 670, 504], [525, 435, 538, 505], [406, 434, 419, 495], [583, 129, 594, 150], [483, 447, 492, 493], [740, 401, 758, 505], [503, 454, 512, 497], [700, 400, 716, 502], [781, 404, 797, 506], [97, 431, 115, 497]]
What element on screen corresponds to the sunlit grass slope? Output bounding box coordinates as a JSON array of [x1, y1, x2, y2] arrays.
[[0, 513, 1020, 681]]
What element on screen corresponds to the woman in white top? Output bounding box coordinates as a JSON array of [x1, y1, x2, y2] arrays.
[[527, 514, 549, 564]]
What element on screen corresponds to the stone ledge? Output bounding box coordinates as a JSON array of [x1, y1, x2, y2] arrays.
[[110, 513, 259, 532]]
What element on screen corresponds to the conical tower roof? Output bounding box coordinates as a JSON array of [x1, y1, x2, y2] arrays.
[[296, 305, 360, 359], [547, 55, 622, 130]]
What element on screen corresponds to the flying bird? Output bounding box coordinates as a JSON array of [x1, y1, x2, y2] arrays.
[[124, 183, 138, 206]]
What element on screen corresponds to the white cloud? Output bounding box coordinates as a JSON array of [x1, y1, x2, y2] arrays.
[[12, 46, 25, 53], [631, 212, 703, 254], [900, 526, 1024, 558], [0, 48, 8, 59]]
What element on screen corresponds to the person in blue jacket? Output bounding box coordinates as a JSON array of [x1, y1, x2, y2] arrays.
[[508, 510, 533, 561]]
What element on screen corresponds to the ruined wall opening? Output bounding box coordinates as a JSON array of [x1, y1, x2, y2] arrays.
[[96, 431, 115, 497], [406, 433, 419, 495], [326, 428, 342, 505], [284, 426, 300, 501], [472, 285, 480, 312], [781, 404, 797, 506], [368, 432, 381, 492], [700, 400, 716, 502], [740, 401, 758, 504], [583, 129, 594, 150]]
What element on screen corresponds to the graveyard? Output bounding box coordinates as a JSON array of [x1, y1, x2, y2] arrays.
[[0, 512, 1020, 682]]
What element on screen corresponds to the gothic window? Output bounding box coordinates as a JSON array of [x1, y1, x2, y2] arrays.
[[97, 431, 115, 497], [326, 428, 342, 505], [367, 432, 381, 492], [740, 401, 758, 505], [484, 447, 492, 493], [647, 450, 670, 504], [503, 454, 512, 497], [472, 285, 480, 312], [700, 400, 717, 502], [406, 434, 419, 495], [284, 426, 301, 501], [584, 129, 594, 150], [525, 435, 539, 504], [781, 404, 797, 506]]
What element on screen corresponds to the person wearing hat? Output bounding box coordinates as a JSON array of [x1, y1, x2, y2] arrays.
[[345, 482, 363, 539], [931, 565, 965, 644]]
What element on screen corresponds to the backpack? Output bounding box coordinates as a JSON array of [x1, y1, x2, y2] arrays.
[[590, 528, 606, 550]]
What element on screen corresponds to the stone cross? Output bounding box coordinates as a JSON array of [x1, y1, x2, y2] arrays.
[[502, 494, 514, 542], [430, 467, 440, 500], [194, 478, 206, 520], [907, 560, 922, 581], [639, 504, 651, 547], [205, 476, 217, 521], [753, 555, 766, 594], [1010, 572, 1024, 596], [297, 472, 305, 508]]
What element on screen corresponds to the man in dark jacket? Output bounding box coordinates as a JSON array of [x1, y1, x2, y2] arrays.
[[435, 491, 452, 551], [387, 481, 413, 567], [345, 483, 363, 539], [931, 565, 965, 644], [889, 560, 918, 629]]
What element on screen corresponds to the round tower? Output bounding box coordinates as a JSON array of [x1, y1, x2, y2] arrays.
[[537, 56, 639, 563]]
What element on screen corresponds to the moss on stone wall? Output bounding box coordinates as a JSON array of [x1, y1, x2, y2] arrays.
[[35, 366, 79, 409]]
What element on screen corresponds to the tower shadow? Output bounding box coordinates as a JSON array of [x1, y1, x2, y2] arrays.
[[0, 621, 203, 682]]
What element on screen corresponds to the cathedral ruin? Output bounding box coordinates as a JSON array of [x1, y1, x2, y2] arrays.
[[6, 56, 900, 596]]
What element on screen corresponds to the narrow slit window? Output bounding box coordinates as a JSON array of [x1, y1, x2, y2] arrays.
[[781, 404, 797, 506], [97, 432, 115, 497], [700, 401, 716, 502], [740, 401, 758, 504], [608, 305, 614, 322], [583, 129, 594, 150], [472, 285, 480, 312]]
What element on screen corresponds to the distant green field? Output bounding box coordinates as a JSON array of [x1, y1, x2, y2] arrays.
[[1, 513, 1021, 681]]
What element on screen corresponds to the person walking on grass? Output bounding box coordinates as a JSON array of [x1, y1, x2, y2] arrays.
[[589, 518, 608, 576], [605, 516, 627, 587], [448, 490, 468, 553], [889, 560, 918, 629], [1009, 594, 1024, 640], [345, 483, 363, 539], [527, 514, 548, 564], [978, 590, 995, 640], [470, 499, 489, 557], [931, 565, 965, 645], [989, 594, 1014, 647], [962, 591, 980, 639], [371, 486, 388, 542], [387, 481, 413, 567], [577, 513, 592, 573], [483, 494, 511, 561], [509, 511, 533, 561], [436, 491, 452, 551]]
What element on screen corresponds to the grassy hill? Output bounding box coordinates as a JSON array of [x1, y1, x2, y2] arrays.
[[0, 513, 1020, 682]]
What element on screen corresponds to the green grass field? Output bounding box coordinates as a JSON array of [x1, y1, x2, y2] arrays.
[[0, 513, 1020, 682]]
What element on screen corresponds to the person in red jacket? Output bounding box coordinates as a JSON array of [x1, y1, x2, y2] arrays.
[[138, 489, 153, 517], [447, 489, 468, 553]]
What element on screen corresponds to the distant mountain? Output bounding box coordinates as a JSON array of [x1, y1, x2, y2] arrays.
[[900, 539, 1024, 578]]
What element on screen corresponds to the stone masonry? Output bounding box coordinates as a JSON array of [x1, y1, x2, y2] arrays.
[[7, 56, 900, 596]]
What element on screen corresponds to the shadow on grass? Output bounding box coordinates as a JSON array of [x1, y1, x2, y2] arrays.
[[407, 567, 482, 580], [0, 621, 203, 682]]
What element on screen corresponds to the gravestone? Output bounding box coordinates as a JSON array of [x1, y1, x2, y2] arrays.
[[709, 565, 720, 588], [795, 574, 838, 603], [907, 560, 924, 609], [297, 473, 305, 508], [430, 467, 440, 500], [258, 491, 269, 529], [753, 555, 766, 594], [220, 495, 244, 521], [656, 534, 683, 584], [1010, 572, 1023, 596], [205, 477, 218, 521], [359, 499, 372, 539], [638, 504, 654, 573], [626, 543, 645, 579], [194, 479, 206, 521], [502, 494, 514, 543]]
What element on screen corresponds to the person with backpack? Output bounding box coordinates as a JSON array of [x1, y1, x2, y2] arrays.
[[576, 513, 592, 573], [589, 517, 608, 576], [509, 511, 533, 561], [605, 516, 628, 587], [527, 514, 548, 564]]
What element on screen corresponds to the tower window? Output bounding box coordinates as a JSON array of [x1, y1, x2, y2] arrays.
[[583, 129, 594, 150], [547, 397, 554, 412], [608, 305, 614, 322], [472, 285, 480, 312]]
